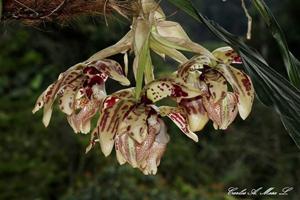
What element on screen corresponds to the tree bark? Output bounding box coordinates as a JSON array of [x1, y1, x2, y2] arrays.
[[1, 0, 136, 23]]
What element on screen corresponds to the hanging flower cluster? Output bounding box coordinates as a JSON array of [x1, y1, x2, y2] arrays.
[[33, 0, 254, 175]]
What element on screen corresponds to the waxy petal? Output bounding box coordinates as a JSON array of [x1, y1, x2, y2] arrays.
[[117, 133, 138, 168], [150, 37, 188, 64], [85, 88, 133, 153], [58, 78, 83, 115], [116, 116, 169, 174], [145, 78, 202, 103], [216, 64, 254, 119], [176, 56, 212, 83], [42, 103, 53, 128], [59, 87, 76, 115], [152, 21, 213, 58], [140, 142, 167, 175], [115, 136, 127, 165], [32, 90, 45, 114], [115, 118, 157, 167], [123, 52, 129, 76], [68, 99, 102, 133], [95, 99, 135, 157], [103, 88, 135, 109], [88, 59, 130, 86], [201, 68, 228, 103], [180, 97, 209, 132], [156, 106, 198, 142], [87, 31, 132, 62], [135, 115, 160, 163], [203, 92, 239, 130], [212, 46, 242, 64], [118, 105, 150, 144]]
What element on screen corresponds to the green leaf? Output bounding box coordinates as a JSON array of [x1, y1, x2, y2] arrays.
[[168, 0, 300, 149], [0, 0, 2, 21], [253, 0, 300, 88]]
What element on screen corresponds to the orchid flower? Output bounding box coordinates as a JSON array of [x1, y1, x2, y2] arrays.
[[32, 59, 130, 133], [85, 88, 170, 175], [145, 47, 254, 141]]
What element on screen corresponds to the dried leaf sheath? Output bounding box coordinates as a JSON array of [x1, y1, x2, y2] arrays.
[[2, 0, 137, 22]]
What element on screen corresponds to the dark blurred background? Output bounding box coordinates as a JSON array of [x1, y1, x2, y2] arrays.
[[0, 0, 299, 199]]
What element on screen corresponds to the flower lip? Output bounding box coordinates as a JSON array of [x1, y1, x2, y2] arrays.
[[83, 66, 101, 75]]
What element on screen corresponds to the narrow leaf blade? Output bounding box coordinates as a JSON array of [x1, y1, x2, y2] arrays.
[[253, 0, 300, 88]]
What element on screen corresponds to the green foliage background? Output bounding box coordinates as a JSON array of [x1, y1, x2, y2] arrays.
[[0, 0, 299, 199]]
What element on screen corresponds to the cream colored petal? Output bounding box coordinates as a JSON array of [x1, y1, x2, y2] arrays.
[[157, 106, 198, 142], [202, 68, 228, 103], [117, 105, 150, 144], [58, 77, 83, 115], [118, 133, 138, 168], [141, 142, 166, 175], [32, 90, 46, 114], [91, 59, 130, 86], [42, 83, 60, 127], [203, 92, 238, 130], [135, 115, 160, 163], [150, 36, 188, 64], [42, 106, 53, 128], [58, 87, 75, 115], [156, 21, 190, 40], [180, 97, 209, 132], [212, 46, 242, 64], [134, 18, 151, 54], [152, 21, 213, 57], [139, 119, 169, 175], [145, 78, 202, 103], [115, 136, 127, 165], [155, 119, 170, 144], [123, 52, 129, 76], [216, 64, 254, 119], [81, 121, 91, 134], [176, 56, 212, 84], [95, 99, 135, 156], [87, 31, 132, 62], [67, 99, 102, 134]]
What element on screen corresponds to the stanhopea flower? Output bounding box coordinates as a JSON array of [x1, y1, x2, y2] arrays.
[[86, 89, 170, 175], [32, 59, 130, 133], [145, 47, 254, 140]]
